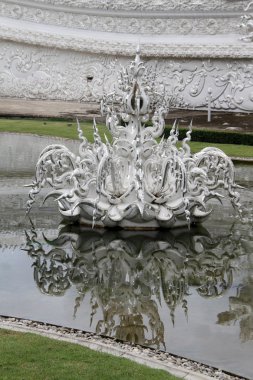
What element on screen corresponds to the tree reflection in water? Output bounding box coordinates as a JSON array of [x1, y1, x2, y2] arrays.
[[24, 221, 252, 349], [217, 225, 253, 343]]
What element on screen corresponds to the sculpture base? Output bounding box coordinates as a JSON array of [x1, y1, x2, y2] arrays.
[[61, 215, 210, 230]]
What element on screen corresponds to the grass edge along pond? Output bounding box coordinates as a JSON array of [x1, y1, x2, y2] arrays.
[[0, 118, 252, 158], [0, 329, 181, 380]]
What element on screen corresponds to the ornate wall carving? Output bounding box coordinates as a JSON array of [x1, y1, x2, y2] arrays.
[[0, 42, 117, 101], [0, 41, 252, 112], [0, 1, 244, 35], [0, 0, 252, 111], [239, 1, 253, 42], [0, 20, 252, 59], [19, 0, 249, 12]]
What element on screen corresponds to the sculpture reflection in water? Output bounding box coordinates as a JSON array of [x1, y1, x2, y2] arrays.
[[24, 221, 252, 348]]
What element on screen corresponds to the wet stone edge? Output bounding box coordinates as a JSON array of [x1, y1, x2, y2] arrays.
[[0, 315, 247, 380]]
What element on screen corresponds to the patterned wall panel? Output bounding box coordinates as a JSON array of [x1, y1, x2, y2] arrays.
[[0, 41, 252, 111]]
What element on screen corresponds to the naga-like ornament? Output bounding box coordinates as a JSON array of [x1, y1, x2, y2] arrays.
[[26, 49, 242, 229]]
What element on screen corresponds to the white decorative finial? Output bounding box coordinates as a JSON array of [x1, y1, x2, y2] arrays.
[[134, 44, 141, 68]]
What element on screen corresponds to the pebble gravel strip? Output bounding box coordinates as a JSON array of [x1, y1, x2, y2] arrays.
[[0, 316, 247, 380]]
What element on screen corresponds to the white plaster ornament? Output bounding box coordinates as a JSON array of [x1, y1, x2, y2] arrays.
[[26, 51, 242, 229], [240, 1, 253, 42]]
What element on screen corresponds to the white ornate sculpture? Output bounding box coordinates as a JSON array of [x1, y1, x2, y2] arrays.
[[245, 1, 253, 11], [26, 51, 242, 229]]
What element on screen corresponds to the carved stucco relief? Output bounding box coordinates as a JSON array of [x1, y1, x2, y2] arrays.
[[239, 1, 253, 42], [152, 59, 253, 111], [0, 43, 117, 101], [1, 21, 252, 59], [18, 0, 249, 12], [0, 42, 252, 112], [0, 2, 240, 35]]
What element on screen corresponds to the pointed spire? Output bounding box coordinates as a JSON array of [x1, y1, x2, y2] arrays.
[[93, 118, 102, 147], [135, 44, 141, 65], [76, 117, 85, 143]]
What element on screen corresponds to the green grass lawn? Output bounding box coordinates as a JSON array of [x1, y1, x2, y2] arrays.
[[189, 141, 253, 158], [0, 118, 252, 158], [0, 329, 180, 380], [0, 118, 110, 142]]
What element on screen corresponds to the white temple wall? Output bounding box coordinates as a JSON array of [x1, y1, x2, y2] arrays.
[[0, 0, 253, 112], [0, 41, 252, 112]]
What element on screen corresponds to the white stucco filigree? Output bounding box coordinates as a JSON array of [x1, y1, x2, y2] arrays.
[[0, 42, 117, 101], [0, 1, 252, 111], [26, 52, 242, 229], [240, 1, 253, 42], [1, 41, 252, 112], [17, 0, 249, 12], [0, 1, 241, 35]]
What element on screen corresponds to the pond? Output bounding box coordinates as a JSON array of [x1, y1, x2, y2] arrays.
[[0, 165, 252, 379]]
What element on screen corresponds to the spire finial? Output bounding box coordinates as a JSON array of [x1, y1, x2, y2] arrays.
[[135, 44, 141, 65]]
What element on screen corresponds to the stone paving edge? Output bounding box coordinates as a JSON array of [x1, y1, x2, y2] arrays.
[[0, 318, 246, 380]]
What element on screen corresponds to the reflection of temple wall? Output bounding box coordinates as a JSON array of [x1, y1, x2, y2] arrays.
[[0, 174, 61, 230], [217, 279, 253, 343], [1, 134, 253, 182], [0, 0, 252, 111], [0, 133, 79, 173]]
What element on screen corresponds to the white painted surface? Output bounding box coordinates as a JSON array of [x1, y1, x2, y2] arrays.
[[0, 1, 252, 111]]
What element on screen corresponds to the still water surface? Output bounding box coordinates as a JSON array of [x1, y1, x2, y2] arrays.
[[0, 171, 252, 379]]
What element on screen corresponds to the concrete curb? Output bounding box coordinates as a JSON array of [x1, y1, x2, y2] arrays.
[[231, 157, 253, 164], [0, 319, 244, 380]]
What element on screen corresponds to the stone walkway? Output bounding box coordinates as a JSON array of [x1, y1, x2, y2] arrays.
[[0, 98, 100, 119], [0, 97, 252, 131]]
